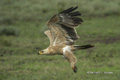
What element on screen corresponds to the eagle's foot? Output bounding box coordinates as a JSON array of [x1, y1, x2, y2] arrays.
[[72, 65, 77, 73]]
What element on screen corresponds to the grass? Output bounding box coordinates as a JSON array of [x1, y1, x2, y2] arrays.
[[0, 0, 120, 22], [0, 0, 120, 80], [0, 16, 120, 80]]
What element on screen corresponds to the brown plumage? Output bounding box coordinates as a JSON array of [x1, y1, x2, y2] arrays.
[[38, 6, 94, 73]]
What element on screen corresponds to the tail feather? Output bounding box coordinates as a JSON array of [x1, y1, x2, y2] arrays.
[[73, 44, 94, 50]]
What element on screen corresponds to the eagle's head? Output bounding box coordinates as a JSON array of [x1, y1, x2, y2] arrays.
[[38, 51, 43, 55], [38, 48, 50, 55]]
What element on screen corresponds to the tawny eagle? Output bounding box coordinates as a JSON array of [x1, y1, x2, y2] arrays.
[[38, 6, 94, 73]]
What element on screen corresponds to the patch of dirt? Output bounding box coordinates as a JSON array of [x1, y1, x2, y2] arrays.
[[87, 35, 120, 44]]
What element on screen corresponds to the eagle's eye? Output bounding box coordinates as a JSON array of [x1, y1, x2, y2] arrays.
[[41, 50, 44, 53]]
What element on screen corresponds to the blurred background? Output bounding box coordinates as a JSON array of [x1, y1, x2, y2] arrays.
[[0, 0, 120, 80]]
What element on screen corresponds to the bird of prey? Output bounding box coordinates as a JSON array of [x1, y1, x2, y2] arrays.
[[38, 6, 94, 73]]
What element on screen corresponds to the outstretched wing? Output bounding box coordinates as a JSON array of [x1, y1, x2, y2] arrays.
[[44, 30, 53, 46], [47, 6, 83, 46]]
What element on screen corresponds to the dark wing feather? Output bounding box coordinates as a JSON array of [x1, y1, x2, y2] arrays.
[[60, 6, 78, 14], [69, 11, 81, 16], [47, 6, 83, 45], [58, 6, 83, 28], [60, 24, 79, 40]]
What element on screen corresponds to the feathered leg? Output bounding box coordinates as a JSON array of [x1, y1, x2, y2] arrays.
[[63, 46, 77, 73]]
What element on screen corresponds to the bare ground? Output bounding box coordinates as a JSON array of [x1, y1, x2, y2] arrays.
[[87, 35, 120, 44]]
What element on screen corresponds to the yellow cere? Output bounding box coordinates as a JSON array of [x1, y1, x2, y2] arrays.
[[39, 51, 42, 54]]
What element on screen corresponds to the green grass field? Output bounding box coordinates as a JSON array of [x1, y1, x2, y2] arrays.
[[0, 0, 120, 80]]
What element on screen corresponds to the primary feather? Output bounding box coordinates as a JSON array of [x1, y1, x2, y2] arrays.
[[47, 6, 83, 45]]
